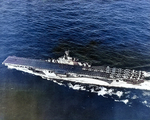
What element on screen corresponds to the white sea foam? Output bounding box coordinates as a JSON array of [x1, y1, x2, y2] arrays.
[[67, 82, 125, 100], [115, 99, 129, 104], [97, 87, 107, 96], [142, 100, 147, 104], [131, 95, 138, 99], [68, 83, 86, 91], [141, 100, 150, 108], [71, 84, 81, 90], [116, 91, 123, 98], [107, 89, 114, 96], [122, 99, 129, 104], [142, 91, 150, 96]]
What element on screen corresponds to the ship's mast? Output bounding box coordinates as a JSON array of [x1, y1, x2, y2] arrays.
[[65, 50, 69, 57]]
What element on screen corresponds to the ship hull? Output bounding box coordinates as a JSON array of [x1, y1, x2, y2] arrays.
[[2, 56, 150, 90]]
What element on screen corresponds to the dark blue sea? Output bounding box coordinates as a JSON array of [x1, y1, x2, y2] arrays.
[[0, 0, 150, 119]]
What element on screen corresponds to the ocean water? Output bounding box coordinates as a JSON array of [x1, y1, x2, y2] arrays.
[[0, 0, 150, 119]]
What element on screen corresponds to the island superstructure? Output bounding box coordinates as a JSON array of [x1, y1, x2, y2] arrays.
[[2, 51, 150, 90]]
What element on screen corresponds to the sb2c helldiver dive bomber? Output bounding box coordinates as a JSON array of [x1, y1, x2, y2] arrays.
[[2, 51, 150, 90]]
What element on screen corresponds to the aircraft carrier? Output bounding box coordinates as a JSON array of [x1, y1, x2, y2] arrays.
[[2, 51, 150, 90]]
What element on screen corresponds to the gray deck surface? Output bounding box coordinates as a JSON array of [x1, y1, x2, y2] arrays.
[[2, 56, 82, 72], [2, 56, 108, 77]]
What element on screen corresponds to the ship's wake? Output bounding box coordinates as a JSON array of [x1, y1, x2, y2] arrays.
[[52, 79, 150, 108]]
